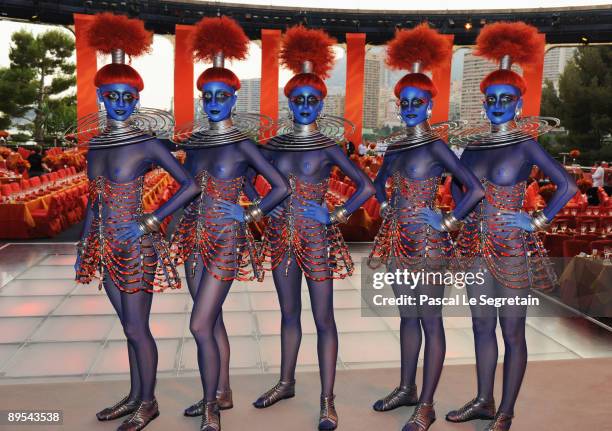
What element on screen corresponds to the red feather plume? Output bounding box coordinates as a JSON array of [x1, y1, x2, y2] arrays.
[[280, 26, 336, 78], [191, 16, 249, 63], [475, 21, 544, 67], [386, 23, 452, 72], [86, 13, 152, 57]]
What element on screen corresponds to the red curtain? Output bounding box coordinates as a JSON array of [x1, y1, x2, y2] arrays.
[[73, 13, 98, 137], [174, 25, 195, 134], [431, 34, 454, 123], [260, 29, 281, 140], [344, 33, 366, 145]]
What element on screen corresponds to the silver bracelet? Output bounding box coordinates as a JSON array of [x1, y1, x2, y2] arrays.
[[243, 204, 264, 224], [329, 206, 349, 224], [138, 213, 161, 234], [441, 211, 462, 232], [530, 210, 550, 231], [76, 239, 88, 252], [379, 201, 390, 217]]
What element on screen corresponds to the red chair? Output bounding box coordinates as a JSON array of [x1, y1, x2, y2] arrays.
[[31, 194, 64, 236], [49, 172, 59, 182], [40, 174, 50, 184], [10, 182, 20, 193], [29, 176, 42, 188], [1, 184, 12, 196], [562, 239, 590, 257]]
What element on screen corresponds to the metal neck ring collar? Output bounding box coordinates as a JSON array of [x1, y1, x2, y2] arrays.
[[293, 122, 318, 136], [491, 120, 518, 133], [209, 117, 234, 131]]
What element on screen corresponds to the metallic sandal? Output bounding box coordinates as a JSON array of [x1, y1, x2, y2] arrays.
[[445, 397, 496, 423], [184, 389, 233, 417], [117, 398, 159, 431], [96, 395, 140, 421], [402, 402, 436, 431], [253, 380, 296, 409], [200, 401, 221, 431], [318, 395, 338, 431], [484, 412, 513, 431], [372, 384, 418, 412]]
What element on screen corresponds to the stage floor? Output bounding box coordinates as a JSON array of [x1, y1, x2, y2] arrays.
[[0, 359, 609, 431], [0, 243, 612, 386]]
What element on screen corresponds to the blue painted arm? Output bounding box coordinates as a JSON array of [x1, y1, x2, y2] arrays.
[[326, 145, 375, 214], [432, 141, 484, 220], [373, 154, 394, 204], [148, 139, 200, 221], [527, 140, 578, 221], [243, 166, 262, 202], [240, 140, 290, 213]]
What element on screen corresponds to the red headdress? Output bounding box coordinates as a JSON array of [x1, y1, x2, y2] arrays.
[[280, 26, 336, 98], [386, 23, 452, 98], [475, 21, 544, 95], [190, 16, 249, 91], [86, 13, 153, 91]]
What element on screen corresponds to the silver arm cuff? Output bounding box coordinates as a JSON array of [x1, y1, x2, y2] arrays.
[[530, 210, 550, 231], [329, 206, 349, 224], [138, 213, 162, 234], [441, 211, 462, 232]]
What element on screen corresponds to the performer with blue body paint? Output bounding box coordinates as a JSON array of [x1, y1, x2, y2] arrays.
[[248, 25, 375, 431], [368, 24, 484, 431], [445, 22, 577, 431], [169, 17, 289, 431], [74, 13, 199, 431]]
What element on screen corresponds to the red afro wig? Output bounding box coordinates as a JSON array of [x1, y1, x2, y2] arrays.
[[86, 13, 153, 91], [385, 23, 452, 98], [475, 21, 544, 95], [394, 73, 438, 98], [190, 16, 249, 91], [280, 26, 336, 98], [196, 68, 241, 91]]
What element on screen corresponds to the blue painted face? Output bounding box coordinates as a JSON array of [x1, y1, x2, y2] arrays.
[[202, 81, 237, 122], [398, 86, 433, 127], [288, 85, 324, 125], [483, 84, 523, 125], [97, 83, 140, 121]]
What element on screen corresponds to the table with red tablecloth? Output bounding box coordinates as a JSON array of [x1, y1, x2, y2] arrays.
[[0, 177, 88, 239], [558, 256, 612, 318]]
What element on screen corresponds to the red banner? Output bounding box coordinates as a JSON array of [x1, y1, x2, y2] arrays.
[[260, 29, 281, 140], [344, 33, 366, 145], [431, 34, 454, 124], [174, 25, 195, 133], [73, 14, 97, 128]]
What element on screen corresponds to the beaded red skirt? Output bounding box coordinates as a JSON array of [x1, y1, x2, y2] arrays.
[[170, 171, 262, 282], [76, 176, 180, 293], [260, 175, 353, 281], [369, 173, 455, 271], [457, 179, 556, 290]]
